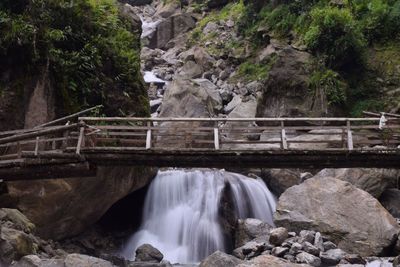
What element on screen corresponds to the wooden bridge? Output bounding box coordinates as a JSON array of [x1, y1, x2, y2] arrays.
[[0, 109, 399, 180]]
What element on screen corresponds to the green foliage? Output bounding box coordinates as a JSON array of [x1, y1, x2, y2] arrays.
[[309, 69, 347, 105], [350, 99, 386, 116], [304, 7, 366, 68], [0, 0, 147, 116], [258, 5, 297, 37]]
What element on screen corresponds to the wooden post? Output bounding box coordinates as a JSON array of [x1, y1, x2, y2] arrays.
[[17, 142, 22, 158], [281, 121, 288, 150], [76, 125, 85, 155], [214, 127, 220, 150], [347, 120, 353, 150], [146, 121, 152, 150], [34, 137, 40, 156]]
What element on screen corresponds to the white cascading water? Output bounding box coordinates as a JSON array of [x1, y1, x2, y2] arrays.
[[120, 169, 276, 264]]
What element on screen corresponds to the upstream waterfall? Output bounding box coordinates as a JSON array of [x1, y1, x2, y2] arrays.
[[120, 169, 276, 264]]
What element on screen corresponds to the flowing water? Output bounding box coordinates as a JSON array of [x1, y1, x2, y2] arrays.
[[120, 169, 276, 264]]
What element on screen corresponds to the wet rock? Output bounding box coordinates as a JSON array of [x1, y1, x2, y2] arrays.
[[272, 246, 289, 257], [312, 169, 400, 198], [274, 177, 400, 256], [380, 188, 400, 218], [235, 218, 272, 248], [135, 244, 163, 263], [320, 249, 347, 265], [295, 252, 321, 267], [261, 169, 302, 196], [199, 251, 242, 267], [269, 227, 288, 246]]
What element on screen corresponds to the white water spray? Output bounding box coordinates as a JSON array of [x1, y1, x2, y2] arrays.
[[120, 169, 276, 264]]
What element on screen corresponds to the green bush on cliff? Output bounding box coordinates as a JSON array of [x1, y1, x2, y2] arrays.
[[0, 0, 148, 116], [309, 69, 347, 105]]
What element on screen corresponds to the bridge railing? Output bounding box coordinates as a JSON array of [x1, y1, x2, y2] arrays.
[[75, 117, 400, 152], [0, 116, 399, 163]]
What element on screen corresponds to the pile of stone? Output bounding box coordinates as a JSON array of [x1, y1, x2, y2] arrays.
[[233, 226, 365, 266]]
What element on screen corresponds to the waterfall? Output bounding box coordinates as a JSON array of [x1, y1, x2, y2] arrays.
[[120, 169, 276, 264]]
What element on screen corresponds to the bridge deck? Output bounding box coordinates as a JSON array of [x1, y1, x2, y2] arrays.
[[0, 116, 399, 180]]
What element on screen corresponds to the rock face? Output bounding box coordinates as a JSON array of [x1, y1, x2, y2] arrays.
[[274, 177, 400, 256], [256, 47, 330, 119], [380, 189, 400, 218], [148, 13, 196, 49], [312, 168, 400, 198], [0, 166, 156, 240]]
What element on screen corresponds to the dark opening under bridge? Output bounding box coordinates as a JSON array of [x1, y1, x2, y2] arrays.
[[0, 112, 399, 181]]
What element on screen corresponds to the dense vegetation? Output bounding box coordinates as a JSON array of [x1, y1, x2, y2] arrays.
[[0, 0, 148, 116], [239, 0, 400, 114]]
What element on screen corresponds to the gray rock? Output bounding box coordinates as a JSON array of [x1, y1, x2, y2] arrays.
[[289, 242, 303, 255], [323, 241, 337, 251], [295, 252, 321, 267], [219, 70, 230, 80], [224, 95, 241, 113], [274, 177, 400, 257], [312, 169, 400, 198], [0, 227, 36, 265], [299, 230, 315, 244], [203, 22, 219, 35], [120, 0, 152, 6], [0, 209, 35, 234], [380, 188, 400, 218], [135, 244, 163, 263], [180, 61, 203, 79], [159, 79, 222, 118], [320, 249, 347, 265], [11, 255, 42, 267], [64, 254, 114, 267], [193, 47, 215, 69], [302, 242, 320, 256], [199, 251, 242, 267], [313, 232, 324, 252], [235, 218, 272, 248], [343, 254, 366, 265], [269, 227, 288, 246], [233, 241, 266, 260], [238, 254, 311, 267], [272, 246, 289, 257]]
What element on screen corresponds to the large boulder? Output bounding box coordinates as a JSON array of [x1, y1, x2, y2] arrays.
[[380, 189, 400, 218], [256, 47, 333, 119], [274, 177, 400, 256], [159, 78, 222, 117], [0, 166, 156, 240], [312, 168, 400, 198], [199, 251, 242, 267], [64, 254, 114, 267]]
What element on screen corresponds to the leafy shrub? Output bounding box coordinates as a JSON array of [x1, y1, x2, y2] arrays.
[[0, 0, 147, 116], [309, 69, 347, 105], [304, 6, 366, 69]]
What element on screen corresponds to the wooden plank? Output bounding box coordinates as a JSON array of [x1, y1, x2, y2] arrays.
[[76, 126, 85, 155], [214, 128, 220, 150], [34, 137, 39, 156], [347, 120, 354, 150], [281, 122, 288, 150], [146, 121, 152, 150]]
